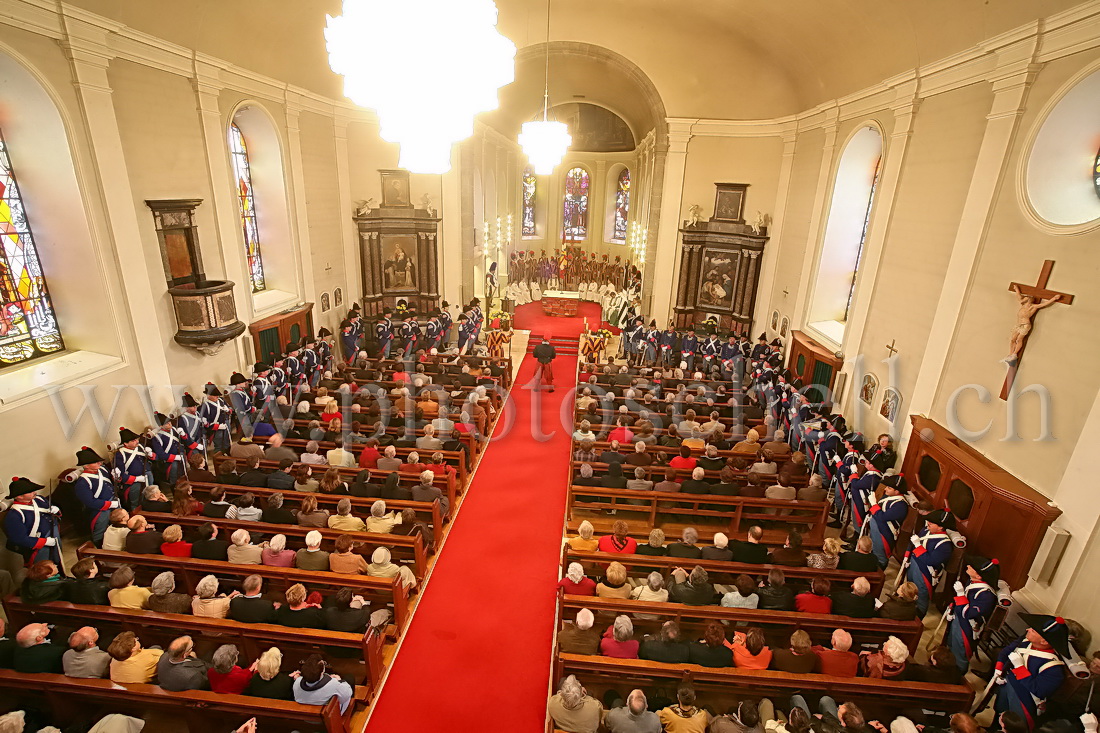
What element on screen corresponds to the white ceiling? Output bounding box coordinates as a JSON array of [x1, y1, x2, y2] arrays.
[[73, 0, 1086, 123]]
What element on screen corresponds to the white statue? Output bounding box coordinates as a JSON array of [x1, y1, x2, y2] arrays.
[[688, 204, 703, 227], [420, 193, 437, 217], [354, 198, 377, 217], [751, 211, 772, 235]]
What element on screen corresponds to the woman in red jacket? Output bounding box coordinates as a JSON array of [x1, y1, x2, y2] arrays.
[[160, 525, 193, 557], [208, 644, 254, 694], [556, 562, 597, 596], [597, 521, 638, 554], [668, 445, 697, 482], [794, 576, 833, 613]]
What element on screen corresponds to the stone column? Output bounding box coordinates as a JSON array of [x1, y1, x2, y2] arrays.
[[751, 127, 797, 330], [333, 112, 363, 304], [649, 120, 695, 324]]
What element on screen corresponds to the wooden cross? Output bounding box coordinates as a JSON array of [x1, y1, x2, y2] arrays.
[[1000, 259, 1074, 400], [885, 339, 898, 357]]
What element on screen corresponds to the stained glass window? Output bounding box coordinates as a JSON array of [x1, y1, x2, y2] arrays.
[[612, 168, 630, 242], [1094, 146, 1100, 201], [229, 123, 266, 293], [521, 166, 537, 237], [0, 129, 63, 366], [562, 166, 590, 242], [844, 156, 882, 321]]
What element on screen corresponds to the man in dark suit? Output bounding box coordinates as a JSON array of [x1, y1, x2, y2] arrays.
[[731, 526, 768, 563], [238, 455, 268, 487], [831, 577, 876, 618], [123, 516, 162, 554], [229, 575, 278, 623], [13, 623, 65, 673], [65, 557, 110, 605], [261, 493, 296, 525], [266, 459, 296, 490], [190, 523, 230, 561]]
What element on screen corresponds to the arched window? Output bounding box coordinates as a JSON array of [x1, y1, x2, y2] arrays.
[[562, 166, 590, 241], [228, 122, 266, 293], [0, 129, 63, 365], [612, 168, 630, 242], [521, 166, 537, 237], [807, 124, 883, 343]]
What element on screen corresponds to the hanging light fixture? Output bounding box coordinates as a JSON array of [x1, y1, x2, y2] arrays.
[[518, 0, 571, 175], [326, 0, 516, 174]]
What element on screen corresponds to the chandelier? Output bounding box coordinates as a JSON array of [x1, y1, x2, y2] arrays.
[[519, 0, 570, 174], [325, 0, 516, 174]]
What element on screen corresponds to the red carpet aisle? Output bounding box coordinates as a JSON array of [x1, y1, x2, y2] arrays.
[[365, 316, 584, 731], [513, 299, 616, 336]]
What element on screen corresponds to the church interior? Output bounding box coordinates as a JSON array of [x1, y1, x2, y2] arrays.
[[0, 0, 1098, 731]]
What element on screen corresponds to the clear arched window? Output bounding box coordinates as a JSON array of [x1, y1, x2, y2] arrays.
[[521, 166, 537, 237], [612, 168, 630, 242], [228, 122, 266, 293], [562, 166, 590, 241], [0, 129, 63, 365]]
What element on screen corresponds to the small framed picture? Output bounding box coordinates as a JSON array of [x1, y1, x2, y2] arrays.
[[713, 183, 749, 223], [880, 387, 902, 423], [780, 316, 789, 337], [859, 373, 879, 407], [771, 310, 779, 330], [320, 292, 331, 313], [380, 169, 412, 207], [334, 287, 343, 307]]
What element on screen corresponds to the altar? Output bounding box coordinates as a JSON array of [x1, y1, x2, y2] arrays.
[[542, 290, 580, 317]]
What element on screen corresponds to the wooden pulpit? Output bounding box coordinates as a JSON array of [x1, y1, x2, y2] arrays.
[[901, 415, 1061, 589]]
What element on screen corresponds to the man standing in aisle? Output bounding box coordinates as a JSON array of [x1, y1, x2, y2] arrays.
[[533, 337, 557, 393]]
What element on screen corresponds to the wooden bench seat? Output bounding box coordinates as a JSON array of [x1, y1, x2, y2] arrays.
[[2, 596, 386, 694], [77, 542, 411, 631], [571, 460, 807, 487], [562, 548, 886, 596], [0, 668, 365, 732], [557, 592, 925, 655], [555, 654, 974, 717], [136, 511, 429, 579], [577, 438, 792, 463], [189, 480, 445, 538], [566, 485, 828, 545]]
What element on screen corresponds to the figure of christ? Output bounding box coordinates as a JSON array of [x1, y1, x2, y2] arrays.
[[1006, 284, 1060, 364]]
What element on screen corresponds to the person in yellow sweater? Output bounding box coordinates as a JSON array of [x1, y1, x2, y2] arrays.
[[327, 498, 366, 532], [107, 631, 163, 684], [106, 564, 151, 610], [566, 520, 598, 552]]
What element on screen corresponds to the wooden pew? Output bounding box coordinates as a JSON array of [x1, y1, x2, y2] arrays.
[[577, 438, 792, 464], [555, 654, 974, 717], [136, 510, 429, 579], [2, 596, 386, 696], [565, 485, 828, 545], [188, 480, 445, 539], [0, 668, 364, 733], [77, 542, 411, 632], [572, 460, 808, 487], [557, 592, 924, 655], [562, 548, 886, 597]]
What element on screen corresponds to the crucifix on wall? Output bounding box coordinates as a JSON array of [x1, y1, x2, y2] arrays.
[[1000, 259, 1074, 400], [885, 339, 898, 357]]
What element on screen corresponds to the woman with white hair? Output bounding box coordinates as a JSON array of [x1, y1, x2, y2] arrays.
[[365, 499, 402, 533], [296, 400, 319, 420], [261, 534, 296, 567], [366, 546, 417, 589], [243, 646, 294, 700], [300, 440, 328, 465], [572, 420, 596, 442], [207, 643, 253, 694], [600, 615, 639, 659], [567, 520, 598, 552], [556, 562, 597, 596], [192, 574, 237, 618], [630, 571, 668, 620], [146, 570, 191, 614], [859, 635, 910, 680], [547, 675, 602, 733], [667, 526, 703, 559]]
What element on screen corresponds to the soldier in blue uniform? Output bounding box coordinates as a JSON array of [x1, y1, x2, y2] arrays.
[[177, 393, 205, 459], [251, 362, 274, 410], [425, 314, 443, 353], [623, 317, 644, 366], [469, 298, 483, 339], [994, 614, 1070, 728], [300, 337, 321, 386], [699, 332, 721, 370], [903, 508, 956, 617], [866, 472, 909, 568], [437, 302, 453, 349], [457, 314, 476, 354], [284, 343, 304, 390], [946, 555, 1000, 673], [4, 477, 62, 566], [847, 459, 883, 536], [341, 313, 361, 363], [376, 308, 394, 359], [658, 324, 678, 367], [150, 412, 185, 487], [642, 320, 659, 366], [228, 372, 256, 434], [72, 446, 118, 547], [680, 329, 700, 371], [268, 355, 289, 400], [400, 311, 420, 360], [112, 426, 152, 510], [316, 327, 334, 371], [751, 332, 770, 361], [200, 383, 232, 454]]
